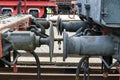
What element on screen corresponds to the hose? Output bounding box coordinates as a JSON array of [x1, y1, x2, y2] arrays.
[[31, 51, 41, 80], [32, 20, 46, 34], [76, 56, 88, 80], [27, 25, 48, 38], [78, 14, 87, 21], [83, 58, 89, 80], [0, 50, 21, 66]]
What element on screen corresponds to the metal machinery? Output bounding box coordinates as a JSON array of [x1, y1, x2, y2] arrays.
[[56, 0, 120, 79], [57, 0, 77, 19], [0, 0, 56, 18], [57, 1, 71, 14], [0, 14, 54, 80]]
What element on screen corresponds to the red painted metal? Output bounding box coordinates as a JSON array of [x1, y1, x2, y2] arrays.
[[0, 1, 56, 6], [24, 0, 27, 13], [0, 0, 56, 17], [13, 64, 18, 73], [0, 15, 32, 31]]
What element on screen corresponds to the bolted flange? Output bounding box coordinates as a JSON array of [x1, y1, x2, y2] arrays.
[[39, 21, 54, 62], [63, 29, 68, 61]]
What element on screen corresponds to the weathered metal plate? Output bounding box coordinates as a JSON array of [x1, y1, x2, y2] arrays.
[[103, 0, 120, 25], [77, 0, 120, 27]]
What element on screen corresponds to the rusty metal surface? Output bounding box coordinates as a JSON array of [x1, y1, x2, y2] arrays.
[[0, 15, 32, 31]]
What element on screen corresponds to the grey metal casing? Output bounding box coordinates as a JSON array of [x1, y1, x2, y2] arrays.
[[6, 31, 40, 51], [67, 36, 114, 56], [77, 0, 120, 27]]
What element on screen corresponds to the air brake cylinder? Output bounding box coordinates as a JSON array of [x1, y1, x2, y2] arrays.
[[3, 31, 40, 51], [2, 28, 54, 62], [56, 16, 88, 34], [63, 30, 114, 61], [2, 22, 54, 62]]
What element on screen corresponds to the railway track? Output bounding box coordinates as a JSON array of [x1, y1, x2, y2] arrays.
[[1, 50, 119, 80], [1, 52, 118, 80], [0, 66, 119, 80]]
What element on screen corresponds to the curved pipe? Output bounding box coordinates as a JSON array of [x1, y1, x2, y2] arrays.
[[32, 20, 46, 34], [76, 56, 88, 79], [31, 51, 41, 80]]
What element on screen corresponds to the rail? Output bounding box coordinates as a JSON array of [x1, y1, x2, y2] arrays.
[[0, 66, 119, 80]]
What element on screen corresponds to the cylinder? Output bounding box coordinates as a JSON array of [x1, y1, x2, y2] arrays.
[[6, 31, 40, 51], [65, 35, 114, 56], [40, 37, 49, 45], [60, 21, 88, 34]]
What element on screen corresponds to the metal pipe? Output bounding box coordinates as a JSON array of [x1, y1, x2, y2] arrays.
[[40, 37, 49, 45]]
